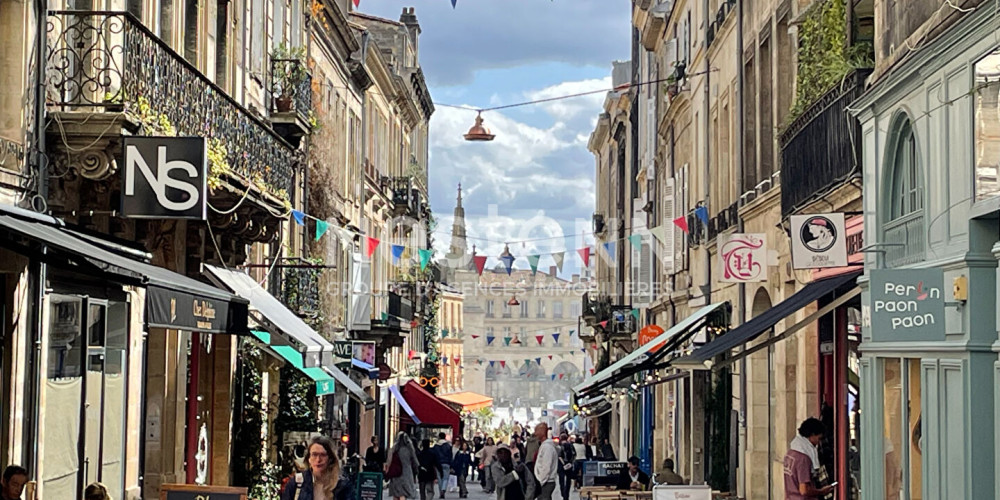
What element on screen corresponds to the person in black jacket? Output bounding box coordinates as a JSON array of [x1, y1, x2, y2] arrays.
[[615, 457, 650, 491], [418, 439, 443, 500], [365, 436, 387, 473], [557, 433, 576, 500], [281, 436, 355, 500], [452, 440, 473, 498], [599, 438, 616, 462]]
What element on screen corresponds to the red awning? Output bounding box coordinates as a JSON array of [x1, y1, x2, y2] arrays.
[[398, 380, 461, 435]]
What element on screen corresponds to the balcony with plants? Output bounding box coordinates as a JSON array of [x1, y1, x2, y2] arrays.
[[270, 44, 315, 146], [778, 0, 874, 216], [45, 11, 297, 235]]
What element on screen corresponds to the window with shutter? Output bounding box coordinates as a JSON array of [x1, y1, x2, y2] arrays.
[[637, 235, 653, 306], [661, 178, 675, 275], [675, 164, 688, 268]]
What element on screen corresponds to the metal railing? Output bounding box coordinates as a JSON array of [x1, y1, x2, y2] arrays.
[[270, 57, 312, 118], [883, 212, 926, 268], [46, 11, 297, 195], [281, 267, 320, 322]]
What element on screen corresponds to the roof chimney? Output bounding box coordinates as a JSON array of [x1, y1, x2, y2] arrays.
[[399, 7, 420, 58]]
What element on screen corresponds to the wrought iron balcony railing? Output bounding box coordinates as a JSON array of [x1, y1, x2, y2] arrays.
[[779, 68, 872, 216], [390, 176, 423, 218], [46, 11, 297, 195], [282, 267, 321, 323], [883, 212, 926, 268], [270, 58, 312, 119]]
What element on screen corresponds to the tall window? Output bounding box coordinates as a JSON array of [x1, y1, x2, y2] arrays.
[[486, 300, 495, 318], [553, 301, 564, 319], [882, 359, 922, 500], [502, 302, 512, 318], [975, 48, 1000, 201], [520, 300, 529, 318], [884, 116, 925, 267], [537, 300, 546, 319]]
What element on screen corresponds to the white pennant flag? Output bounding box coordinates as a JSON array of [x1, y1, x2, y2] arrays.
[[552, 252, 565, 272]]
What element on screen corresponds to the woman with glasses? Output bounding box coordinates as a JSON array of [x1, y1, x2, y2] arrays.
[[282, 436, 352, 500]]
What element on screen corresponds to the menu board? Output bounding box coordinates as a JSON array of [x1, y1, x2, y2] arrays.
[[356, 471, 384, 500], [160, 484, 248, 500], [652, 484, 712, 500]]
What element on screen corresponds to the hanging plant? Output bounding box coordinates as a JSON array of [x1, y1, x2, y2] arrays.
[[232, 339, 281, 499]]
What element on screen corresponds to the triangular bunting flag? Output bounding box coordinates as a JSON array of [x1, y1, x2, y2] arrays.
[[451, 0, 457, 7], [548, 355, 553, 360], [487, 336, 496, 345], [631, 308, 640, 320], [503, 337, 512, 346], [570, 330, 576, 335], [535, 357, 542, 365], [291, 210, 306, 226], [500, 254, 515, 275], [407, 350, 415, 360], [628, 233, 642, 250], [489, 360, 495, 368], [352, 0, 359, 7], [672, 216, 689, 233], [381, 312, 389, 321], [441, 330, 449, 338], [599, 320, 608, 328], [419, 248, 432, 270], [551, 374, 557, 381], [577, 247, 591, 267], [454, 356, 460, 364], [558, 373, 564, 380], [528, 254, 541, 275], [536, 335, 544, 345], [499, 360, 506, 368], [649, 226, 669, 244], [589, 368, 595, 374], [315, 220, 329, 241], [603, 242, 616, 261], [472, 335, 480, 339], [442, 357, 449, 365], [553, 333, 560, 344], [365, 236, 380, 258], [695, 205, 710, 225], [552, 252, 565, 272], [391, 245, 405, 265], [473, 254, 488, 276]]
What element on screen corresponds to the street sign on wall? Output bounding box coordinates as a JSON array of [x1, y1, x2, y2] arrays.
[[790, 213, 848, 269], [122, 136, 207, 219], [869, 269, 945, 342]]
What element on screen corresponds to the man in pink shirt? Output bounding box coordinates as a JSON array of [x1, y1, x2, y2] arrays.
[[783, 418, 834, 499]]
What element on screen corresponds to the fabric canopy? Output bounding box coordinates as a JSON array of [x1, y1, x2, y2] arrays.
[[251, 330, 335, 396], [389, 385, 421, 424], [0, 204, 248, 334], [351, 359, 380, 379], [205, 264, 331, 367], [572, 302, 727, 395], [437, 391, 494, 411], [681, 271, 861, 363], [398, 380, 461, 434]]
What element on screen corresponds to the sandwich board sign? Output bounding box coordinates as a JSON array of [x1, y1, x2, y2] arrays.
[[652, 484, 711, 500]]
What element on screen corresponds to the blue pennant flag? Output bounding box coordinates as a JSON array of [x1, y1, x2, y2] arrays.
[[489, 360, 495, 368], [291, 210, 306, 226], [501, 254, 515, 275], [487, 336, 496, 346], [391, 244, 405, 265], [451, 0, 458, 7], [535, 357, 542, 365], [603, 241, 616, 261], [553, 333, 560, 344], [695, 205, 710, 225], [551, 374, 557, 381]]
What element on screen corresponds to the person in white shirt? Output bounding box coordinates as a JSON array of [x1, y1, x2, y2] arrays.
[[532, 424, 559, 500]]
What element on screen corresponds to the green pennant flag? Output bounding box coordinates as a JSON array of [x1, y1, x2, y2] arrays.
[[631, 308, 640, 320], [381, 312, 389, 321], [628, 233, 642, 250], [419, 248, 432, 270], [315, 220, 330, 241], [528, 254, 541, 275]]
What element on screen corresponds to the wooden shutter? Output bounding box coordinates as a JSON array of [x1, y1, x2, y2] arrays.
[[661, 177, 675, 275]]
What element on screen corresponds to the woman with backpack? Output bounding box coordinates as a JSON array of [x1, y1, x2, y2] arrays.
[[386, 432, 421, 500], [491, 446, 535, 500], [281, 436, 353, 500]]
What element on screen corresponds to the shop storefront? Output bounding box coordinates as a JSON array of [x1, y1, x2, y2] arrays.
[[0, 204, 250, 500]]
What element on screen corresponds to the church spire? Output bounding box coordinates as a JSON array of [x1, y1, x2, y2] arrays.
[[449, 183, 468, 257]]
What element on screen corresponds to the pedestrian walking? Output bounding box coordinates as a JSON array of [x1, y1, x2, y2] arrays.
[[84, 482, 111, 500], [281, 436, 353, 500], [571, 435, 586, 488], [599, 439, 616, 462], [556, 432, 575, 500], [784, 418, 835, 499], [532, 424, 559, 500], [418, 439, 443, 500], [433, 433, 454, 498], [365, 436, 387, 473], [481, 437, 498, 493], [472, 435, 484, 482], [1, 466, 27, 500], [492, 446, 535, 500], [386, 432, 421, 500], [453, 441, 473, 498], [585, 437, 599, 461]]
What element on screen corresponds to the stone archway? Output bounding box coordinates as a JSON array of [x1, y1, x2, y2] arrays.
[[746, 287, 772, 499]]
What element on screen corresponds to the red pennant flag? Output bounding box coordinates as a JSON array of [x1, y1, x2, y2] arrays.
[[577, 247, 591, 267], [672, 216, 689, 233], [453, 356, 461, 364], [353, 0, 359, 6], [499, 360, 506, 368], [473, 254, 488, 276], [407, 350, 415, 360], [558, 373, 564, 380], [365, 236, 380, 258], [535, 335, 544, 345], [410, 320, 418, 328], [472, 335, 480, 339], [548, 355, 553, 360], [589, 368, 595, 374], [599, 320, 608, 328]]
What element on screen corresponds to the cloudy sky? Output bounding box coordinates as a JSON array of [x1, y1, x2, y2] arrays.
[[359, 0, 631, 276]]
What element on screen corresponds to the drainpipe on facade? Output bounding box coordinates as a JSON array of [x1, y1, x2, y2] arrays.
[[735, 0, 748, 497], [696, 0, 711, 484]]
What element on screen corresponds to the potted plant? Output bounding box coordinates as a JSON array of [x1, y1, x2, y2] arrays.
[[271, 43, 308, 112]]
